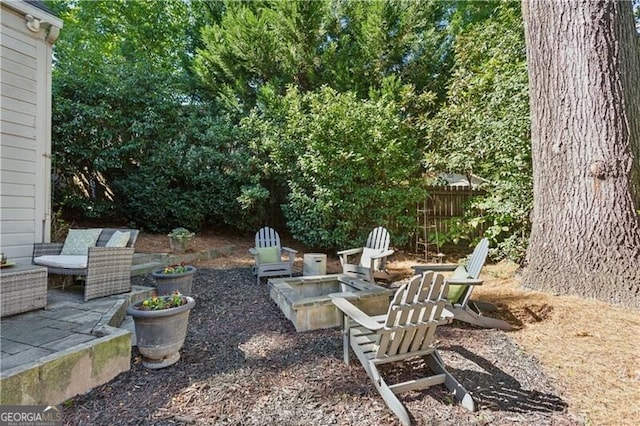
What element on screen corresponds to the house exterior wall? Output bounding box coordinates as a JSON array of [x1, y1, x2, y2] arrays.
[[1, 0, 62, 263]]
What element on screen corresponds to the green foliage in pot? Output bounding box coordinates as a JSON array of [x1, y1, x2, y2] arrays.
[[134, 292, 188, 311], [167, 227, 195, 251], [161, 262, 189, 274]]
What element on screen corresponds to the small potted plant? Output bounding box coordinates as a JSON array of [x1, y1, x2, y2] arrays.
[[151, 262, 197, 296], [167, 227, 195, 253], [127, 292, 196, 369]]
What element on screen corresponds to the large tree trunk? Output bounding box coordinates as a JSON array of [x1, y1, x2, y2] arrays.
[[521, 0, 640, 309]]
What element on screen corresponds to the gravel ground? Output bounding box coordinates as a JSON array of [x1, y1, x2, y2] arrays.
[[63, 268, 582, 425]]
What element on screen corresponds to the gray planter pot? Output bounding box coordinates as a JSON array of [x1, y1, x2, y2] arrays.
[[168, 236, 194, 253], [151, 266, 197, 296], [126, 296, 196, 369]]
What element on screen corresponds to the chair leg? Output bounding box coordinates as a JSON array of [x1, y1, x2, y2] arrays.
[[424, 351, 475, 411], [377, 375, 412, 426], [469, 299, 499, 313], [341, 314, 350, 365], [449, 305, 513, 331], [64, 275, 74, 289], [349, 336, 411, 425]]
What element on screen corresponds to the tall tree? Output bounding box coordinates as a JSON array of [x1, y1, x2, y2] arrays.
[[193, 0, 451, 112], [522, 0, 640, 308]]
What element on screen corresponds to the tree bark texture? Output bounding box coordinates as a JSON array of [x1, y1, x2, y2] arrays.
[[522, 0, 640, 309]]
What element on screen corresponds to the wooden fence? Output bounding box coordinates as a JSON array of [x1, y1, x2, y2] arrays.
[[415, 186, 485, 259]]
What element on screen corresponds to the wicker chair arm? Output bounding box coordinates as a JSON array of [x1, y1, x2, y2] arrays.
[[84, 247, 135, 301], [32, 242, 64, 261], [86, 246, 134, 270]]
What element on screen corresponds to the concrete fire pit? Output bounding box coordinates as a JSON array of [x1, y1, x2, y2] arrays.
[[268, 274, 392, 332]]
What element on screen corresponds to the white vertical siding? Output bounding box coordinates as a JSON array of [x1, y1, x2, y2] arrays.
[[1, 2, 60, 263]]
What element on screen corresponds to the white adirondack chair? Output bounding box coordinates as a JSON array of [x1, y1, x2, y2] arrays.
[[331, 272, 475, 425], [249, 227, 297, 285], [412, 238, 512, 330], [338, 226, 394, 282]]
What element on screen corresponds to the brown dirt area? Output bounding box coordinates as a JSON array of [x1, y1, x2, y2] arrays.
[[64, 229, 639, 425]]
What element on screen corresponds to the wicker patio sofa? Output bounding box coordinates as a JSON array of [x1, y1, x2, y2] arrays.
[[32, 228, 139, 301]]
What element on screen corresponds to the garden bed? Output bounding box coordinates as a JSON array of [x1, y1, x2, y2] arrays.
[[62, 267, 579, 425], [58, 229, 640, 425]]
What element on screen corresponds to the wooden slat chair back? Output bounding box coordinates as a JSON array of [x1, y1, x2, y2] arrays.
[[365, 226, 391, 257], [249, 227, 297, 285], [338, 226, 394, 282], [332, 272, 475, 425], [444, 237, 511, 329], [455, 237, 489, 306], [363, 226, 391, 270], [376, 273, 449, 360], [255, 226, 281, 249], [465, 237, 489, 279]]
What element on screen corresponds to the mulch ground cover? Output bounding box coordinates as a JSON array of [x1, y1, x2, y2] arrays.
[[63, 267, 582, 425]]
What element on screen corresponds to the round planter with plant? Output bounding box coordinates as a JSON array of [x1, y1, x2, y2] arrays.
[[167, 227, 195, 254], [127, 292, 196, 369], [152, 263, 197, 296]]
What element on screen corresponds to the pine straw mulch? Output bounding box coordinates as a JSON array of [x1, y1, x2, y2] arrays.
[[62, 230, 639, 425]]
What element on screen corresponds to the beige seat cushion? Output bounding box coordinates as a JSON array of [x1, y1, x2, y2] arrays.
[[34, 255, 88, 269]]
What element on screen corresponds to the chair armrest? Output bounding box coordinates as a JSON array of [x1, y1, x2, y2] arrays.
[[32, 242, 64, 261], [337, 247, 363, 266], [412, 263, 459, 274], [446, 278, 483, 286], [370, 249, 394, 259], [86, 247, 134, 268], [281, 246, 296, 267], [364, 249, 395, 275], [84, 247, 134, 301], [337, 248, 363, 256], [248, 248, 260, 265], [331, 297, 384, 331]]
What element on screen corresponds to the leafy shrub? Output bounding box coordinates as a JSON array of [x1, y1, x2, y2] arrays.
[[242, 85, 426, 248], [422, 3, 531, 261], [112, 112, 255, 232]]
